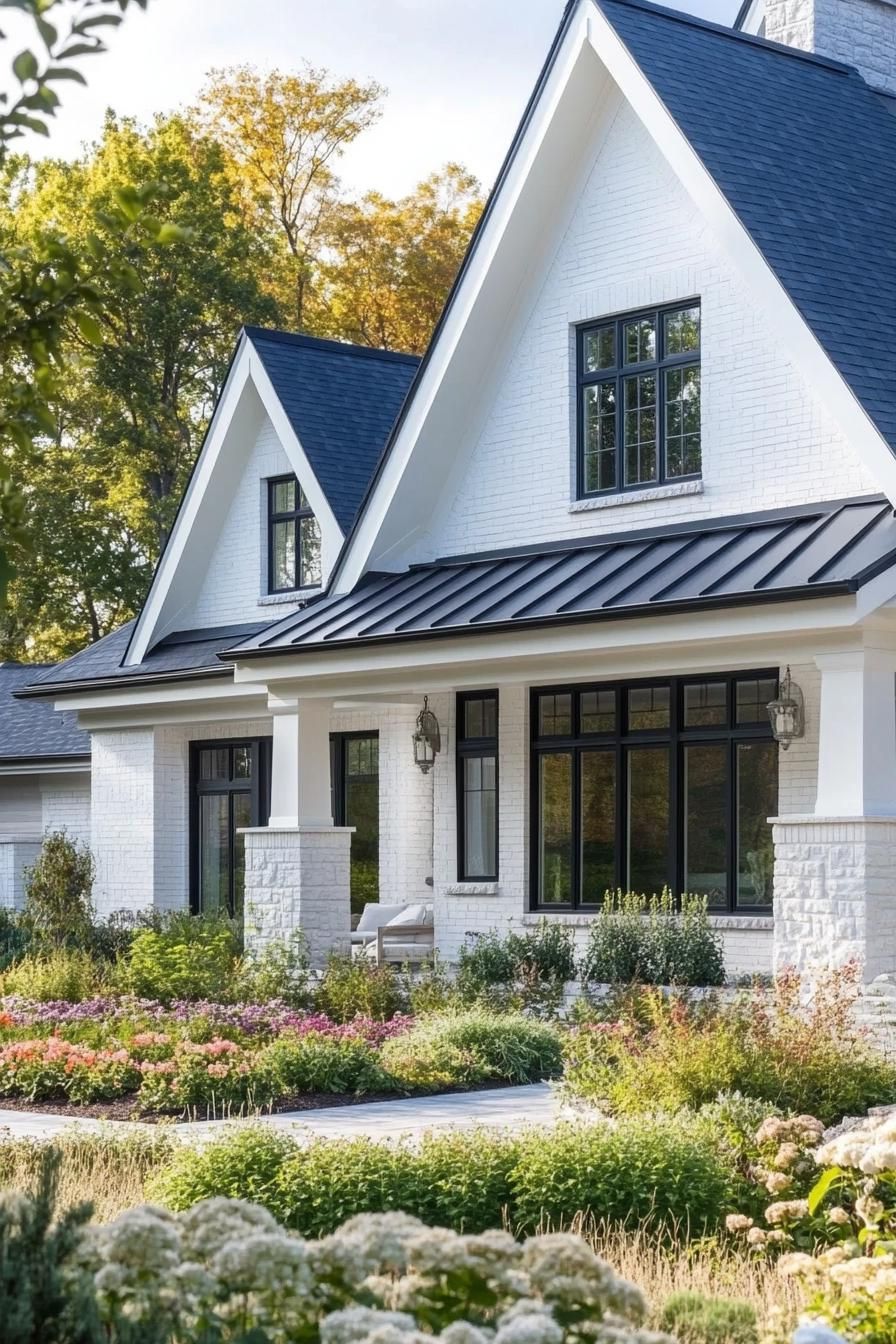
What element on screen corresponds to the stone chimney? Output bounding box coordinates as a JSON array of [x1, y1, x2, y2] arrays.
[[756, 0, 896, 94]]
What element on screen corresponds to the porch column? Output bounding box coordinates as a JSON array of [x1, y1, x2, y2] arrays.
[[242, 696, 352, 966], [773, 646, 896, 978]]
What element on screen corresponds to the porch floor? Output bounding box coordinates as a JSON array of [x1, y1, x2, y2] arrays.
[[0, 1083, 585, 1144]]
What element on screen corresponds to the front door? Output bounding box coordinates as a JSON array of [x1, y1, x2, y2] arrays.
[[191, 739, 269, 918], [331, 732, 380, 917]]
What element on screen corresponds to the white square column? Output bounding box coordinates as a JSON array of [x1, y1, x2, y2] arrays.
[[242, 696, 352, 965], [773, 643, 896, 978]]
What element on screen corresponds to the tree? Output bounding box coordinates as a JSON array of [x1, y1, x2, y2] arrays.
[[0, 112, 278, 658], [195, 63, 383, 329], [0, 0, 152, 599], [318, 163, 484, 354]]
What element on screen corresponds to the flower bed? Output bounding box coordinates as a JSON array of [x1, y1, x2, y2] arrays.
[[0, 1000, 558, 1118]]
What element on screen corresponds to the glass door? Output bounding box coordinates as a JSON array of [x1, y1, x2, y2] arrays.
[[191, 740, 268, 918], [331, 733, 380, 918]]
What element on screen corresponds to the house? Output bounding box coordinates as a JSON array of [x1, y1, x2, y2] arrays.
[[11, 0, 896, 979]]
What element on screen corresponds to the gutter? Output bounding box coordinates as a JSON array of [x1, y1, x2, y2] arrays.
[[14, 663, 233, 702]]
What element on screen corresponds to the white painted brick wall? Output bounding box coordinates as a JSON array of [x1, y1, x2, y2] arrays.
[[408, 101, 874, 565], [189, 416, 308, 629], [0, 840, 40, 910], [90, 729, 157, 916], [40, 774, 91, 846], [765, 0, 896, 94], [243, 826, 352, 967]]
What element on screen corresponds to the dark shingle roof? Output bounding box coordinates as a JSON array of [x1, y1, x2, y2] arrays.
[[596, 0, 896, 454], [246, 328, 420, 533], [0, 664, 89, 760], [225, 497, 896, 658], [19, 622, 270, 697]]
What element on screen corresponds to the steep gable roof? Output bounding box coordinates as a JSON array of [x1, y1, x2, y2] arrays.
[[331, 0, 896, 593], [598, 0, 896, 452], [246, 329, 419, 533]]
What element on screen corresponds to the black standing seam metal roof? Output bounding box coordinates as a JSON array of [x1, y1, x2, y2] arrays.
[[223, 497, 896, 659]]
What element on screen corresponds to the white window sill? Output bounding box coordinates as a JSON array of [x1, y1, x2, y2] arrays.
[[257, 588, 320, 609], [569, 480, 703, 513], [444, 882, 501, 897], [522, 911, 773, 930]]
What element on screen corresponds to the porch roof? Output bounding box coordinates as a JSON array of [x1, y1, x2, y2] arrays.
[[223, 496, 896, 660]]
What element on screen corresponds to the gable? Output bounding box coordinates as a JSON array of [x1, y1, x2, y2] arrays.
[[401, 97, 875, 563], [331, 0, 896, 595]]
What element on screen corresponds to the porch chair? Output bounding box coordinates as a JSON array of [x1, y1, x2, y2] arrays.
[[352, 901, 435, 966]]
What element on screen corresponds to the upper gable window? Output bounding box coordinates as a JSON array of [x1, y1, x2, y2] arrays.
[[577, 301, 701, 498], [267, 475, 322, 592]]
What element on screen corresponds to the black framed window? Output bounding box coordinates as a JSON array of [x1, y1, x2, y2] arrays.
[[457, 692, 498, 881], [331, 732, 380, 918], [577, 300, 701, 497], [190, 739, 270, 918], [530, 671, 777, 914], [267, 474, 322, 593]]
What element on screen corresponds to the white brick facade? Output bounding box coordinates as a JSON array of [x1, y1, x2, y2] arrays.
[[407, 101, 874, 566], [764, 0, 896, 94], [39, 774, 91, 846]]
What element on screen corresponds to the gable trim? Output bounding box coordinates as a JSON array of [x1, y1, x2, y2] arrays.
[[125, 334, 344, 667]]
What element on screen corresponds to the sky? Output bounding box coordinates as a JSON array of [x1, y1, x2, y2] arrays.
[[8, 0, 742, 199]]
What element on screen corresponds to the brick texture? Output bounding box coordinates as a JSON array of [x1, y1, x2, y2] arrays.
[[766, 0, 896, 94]]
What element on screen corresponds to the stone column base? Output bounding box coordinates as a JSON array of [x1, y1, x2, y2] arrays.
[[772, 815, 896, 979], [241, 826, 353, 967]]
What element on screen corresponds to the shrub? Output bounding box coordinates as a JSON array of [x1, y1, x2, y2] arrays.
[[657, 1292, 758, 1344], [148, 1125, 296, 1212], [231, 930, 312, 1008], [137, 1037, 265, 1114], [0, 907, 31, 972], [510, 1117, 732, 1236], [115, 911, 240, 1002], [0, 947, 105, 1002], [315, 951, 404, 1022], [256, 1030, 389, 1096], [22, 832, 95, 951], [380, 1010, 563, 1090], [408, 1129, 520, 1232], [0, 1036, 141, 1104], [456, 921, 576, 1015], [274, 1137, 406, 1234], [564, 967, 896, 1125], [580, 890, 725, 988]]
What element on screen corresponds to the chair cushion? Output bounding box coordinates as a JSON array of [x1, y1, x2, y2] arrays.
[[385, 903, 428, 927], [356, 903, 406, 932]]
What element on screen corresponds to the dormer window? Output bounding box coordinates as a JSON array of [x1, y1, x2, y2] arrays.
[[577, 301, 701, 498], [267, 474, 322, 592]]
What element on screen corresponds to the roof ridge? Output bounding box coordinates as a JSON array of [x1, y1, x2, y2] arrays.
[[244, 326, 421, 366], [596, 0, 854, 74]]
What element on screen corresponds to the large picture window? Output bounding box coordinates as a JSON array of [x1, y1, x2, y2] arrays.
[[577, 301, 701, 497], [190, 739, 270, 919], [457, 692, 498, 881], [530, 673, 777, 913], [267, 474, 322, 593]]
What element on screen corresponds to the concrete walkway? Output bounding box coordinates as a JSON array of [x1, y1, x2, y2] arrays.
[[0, 1083, 580, 1145]]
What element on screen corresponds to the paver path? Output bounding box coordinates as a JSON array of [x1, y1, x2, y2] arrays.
[[0, 1083, 582, 1145]]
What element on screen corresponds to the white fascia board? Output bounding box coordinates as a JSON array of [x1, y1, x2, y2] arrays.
[[584, 2, 896, 508], [737, 0, 764, 34], [230, 594, 860, 697], [126, 336, 344, 667], [332, 6, 593, 595], [53, 675, 268, 718], [0, 760, 90, 778]]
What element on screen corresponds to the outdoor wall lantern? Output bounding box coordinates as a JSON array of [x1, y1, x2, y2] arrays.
[[412, 696, 441, 773], [767, 666, 805, 751]]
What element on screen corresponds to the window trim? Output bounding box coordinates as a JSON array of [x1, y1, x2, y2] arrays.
[[189, 737, 271, 917], [267, 473, 321, 594], [529, 671, 777, 915], [457, 690, 499, 882], [576, 299, 702, 500]]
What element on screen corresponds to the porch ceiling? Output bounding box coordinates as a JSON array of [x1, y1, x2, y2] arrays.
[[224, 496, 896, 660]]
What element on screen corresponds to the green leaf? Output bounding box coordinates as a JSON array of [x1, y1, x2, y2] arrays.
[[35, 16, 57, 49], [55, 42, 101, 60], [154, 222, 190, 244], [42, 67, 87, 85], [12, 48, 39, 82], [74, 312, 103, 346], [808, 1166, 846, 1215]]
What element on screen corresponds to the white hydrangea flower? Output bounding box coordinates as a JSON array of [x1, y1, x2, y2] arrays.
[[92, 1206, 182, 1277], [725, 1214, 753, 1233], [765, 1199, 809, 1226], [777, 1253, 821, 1279], [322, 1213, 428, 1281], [178, 1197, 281, 1262], [493, 1310, 564, 1344], [212, 1231, 313, 1300], [793, 1325, 849, 1344], [859, 1143, 896, 1175], [439, 1323, 493, 1344], [321, 1306, 420, 1344]]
